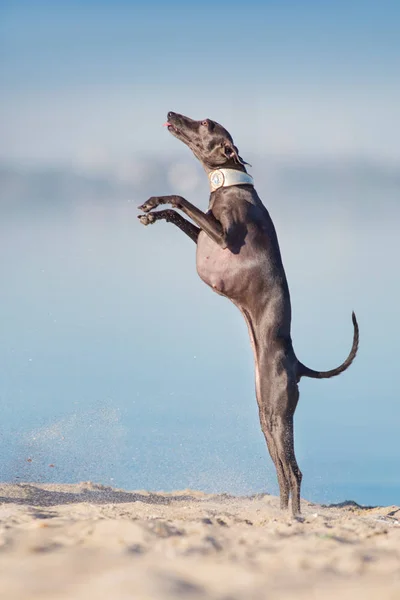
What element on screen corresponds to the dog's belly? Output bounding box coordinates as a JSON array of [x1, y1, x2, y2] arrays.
[[196, 231, 258, 299]]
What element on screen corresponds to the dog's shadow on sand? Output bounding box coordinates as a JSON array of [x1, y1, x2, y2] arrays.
[[0, 483, 241, 508]]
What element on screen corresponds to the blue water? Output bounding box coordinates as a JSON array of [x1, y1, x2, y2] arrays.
[[1, 159, 399, 508]]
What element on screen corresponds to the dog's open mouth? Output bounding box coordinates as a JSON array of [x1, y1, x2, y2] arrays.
[[163, 121, 180, 134], [163, 121, 190, 143]]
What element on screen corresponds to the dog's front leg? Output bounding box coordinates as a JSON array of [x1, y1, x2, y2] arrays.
[[138, 209, 200, 243], [138, 195, 227, 248]]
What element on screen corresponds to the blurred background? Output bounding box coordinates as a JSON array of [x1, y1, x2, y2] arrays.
[[1, 0, 399, 506]]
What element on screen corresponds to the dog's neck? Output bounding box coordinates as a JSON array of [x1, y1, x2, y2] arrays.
[[208, 168, 254, 192]]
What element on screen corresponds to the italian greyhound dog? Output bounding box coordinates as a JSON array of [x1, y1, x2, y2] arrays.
[[138, 112, 358, 515]]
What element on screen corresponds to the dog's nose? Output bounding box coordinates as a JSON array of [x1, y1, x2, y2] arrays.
[[167, 111, 175, 120]]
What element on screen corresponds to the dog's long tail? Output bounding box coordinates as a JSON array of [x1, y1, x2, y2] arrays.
[[297, 312, 359, 380]]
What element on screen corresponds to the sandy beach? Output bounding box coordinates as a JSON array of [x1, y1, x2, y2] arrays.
[[0, 482, 399, 599]]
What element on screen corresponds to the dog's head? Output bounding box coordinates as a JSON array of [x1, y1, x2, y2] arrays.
[[165, 112, 248, 171]]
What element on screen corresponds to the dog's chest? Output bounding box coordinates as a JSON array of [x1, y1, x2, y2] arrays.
[[196, 231, 244, 297]]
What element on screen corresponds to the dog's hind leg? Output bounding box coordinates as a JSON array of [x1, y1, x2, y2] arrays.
[[259, 409, 290, 509], [241, 309, 292, 510], [259, 375, 302, 515], [248, 321, 302, 514], [271, 406, 302, 516], [264, 370, 302, 516]]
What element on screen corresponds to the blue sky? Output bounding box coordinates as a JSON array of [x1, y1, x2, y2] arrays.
[[1, 0, 399, 505], [1, 0, 400, 162]]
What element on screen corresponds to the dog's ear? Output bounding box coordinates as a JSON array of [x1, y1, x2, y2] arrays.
[[222, 143, 251, 167], [222, 143, 237, 161]]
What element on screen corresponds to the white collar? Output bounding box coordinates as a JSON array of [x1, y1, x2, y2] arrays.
[[208, 168, 254, 192]]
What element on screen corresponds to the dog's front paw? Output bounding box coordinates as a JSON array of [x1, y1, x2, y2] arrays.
[[138, 197, 163, 213], [170, 198, 182, 209], [138, 213, 156, 226]]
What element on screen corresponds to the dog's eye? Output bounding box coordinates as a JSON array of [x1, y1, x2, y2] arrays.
[[201, 120, 208, 126]]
